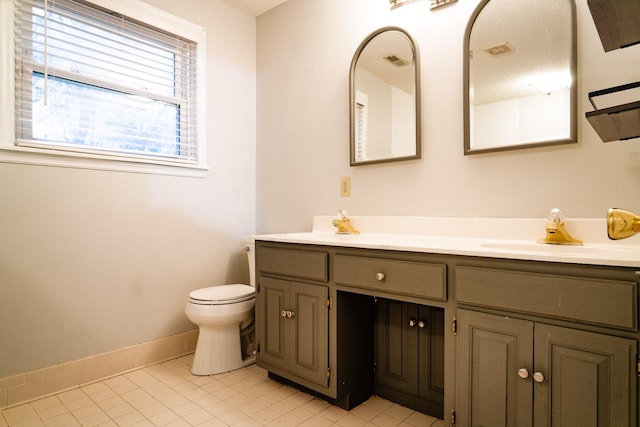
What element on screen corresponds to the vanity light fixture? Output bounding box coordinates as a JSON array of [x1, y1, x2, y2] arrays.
[[430, 0, 457, 10], [389, 0, 424, 11], [390, 0, 456, 11]]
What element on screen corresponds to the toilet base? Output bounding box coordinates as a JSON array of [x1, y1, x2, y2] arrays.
[[191, 324, 256, 375]]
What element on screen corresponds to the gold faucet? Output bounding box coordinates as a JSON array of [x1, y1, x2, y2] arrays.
[[607, 208, 640, 240], [538, 208, 583, 245], [332, 210, 360, 234]]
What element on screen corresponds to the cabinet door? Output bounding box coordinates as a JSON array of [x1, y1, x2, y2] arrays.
[[419, 305, 444, 405], [457, 309, 534, 427], [290, 282, 329, 387], [375, 299, 419, 396], [534, 324, 637, 427], [257, 276, 290, 373]]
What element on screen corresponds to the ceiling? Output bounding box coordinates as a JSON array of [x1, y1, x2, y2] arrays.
[[217, 0, 290, 16], [469, 0, 572, 105]]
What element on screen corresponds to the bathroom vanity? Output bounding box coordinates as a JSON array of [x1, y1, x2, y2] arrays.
[[253, 216, 640, 426]]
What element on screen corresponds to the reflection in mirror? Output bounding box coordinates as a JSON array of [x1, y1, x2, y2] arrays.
[[464, 0, 576, 154], [350, 27, 420, 166]]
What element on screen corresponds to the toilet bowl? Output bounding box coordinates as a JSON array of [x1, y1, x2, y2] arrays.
[[185, 239, 256, 375]]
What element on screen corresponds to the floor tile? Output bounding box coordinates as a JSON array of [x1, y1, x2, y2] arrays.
[[56, 389, 86, 405], [42, 412, 79, 427], [1, 355, 444, 427], [34, 404, 68, 422], [2, 405, 44, 427]]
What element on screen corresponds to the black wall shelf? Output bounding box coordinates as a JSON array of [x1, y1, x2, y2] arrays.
[[587, 0, 640, 52], [586, 82, 640, 143]]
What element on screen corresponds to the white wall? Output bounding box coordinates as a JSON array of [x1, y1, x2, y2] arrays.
[[473, 89, 571, 150], [256, 0, 640, 233], [358, 68, 392, 160], [0, 0, 256, 377], [391, 85, 415, 157]]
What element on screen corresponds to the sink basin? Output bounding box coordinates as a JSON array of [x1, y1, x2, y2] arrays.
[[480, 242, 629, 256]]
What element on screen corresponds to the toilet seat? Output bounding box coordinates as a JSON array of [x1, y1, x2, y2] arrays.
[[188, 284, 255, 305]]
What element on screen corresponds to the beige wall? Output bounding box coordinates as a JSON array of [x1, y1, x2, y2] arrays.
[[0, 0, 256, 377], [256, 0, 640, 233]]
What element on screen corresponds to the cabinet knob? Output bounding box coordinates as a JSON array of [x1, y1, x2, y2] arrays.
[[418, 321, 426, 328], [281, 310, 287, 318], [517, 368, 529, 379], [409, 319, 416, 327], [375, 272, 385, 281], [287, 310, 295, 318], [533, 372, 545, 383]]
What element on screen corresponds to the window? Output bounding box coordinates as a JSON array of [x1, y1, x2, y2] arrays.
[[1, 0, 206, 175]]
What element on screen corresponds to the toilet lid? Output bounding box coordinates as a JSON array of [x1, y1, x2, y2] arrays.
[[189, 284, 255, 304]]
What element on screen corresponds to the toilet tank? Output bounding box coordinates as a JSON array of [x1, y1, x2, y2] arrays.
[[243, 238, 256, 287]]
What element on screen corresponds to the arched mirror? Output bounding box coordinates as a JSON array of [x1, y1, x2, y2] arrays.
[[464, 0, 577, 154], [350, 27, 420, 166]]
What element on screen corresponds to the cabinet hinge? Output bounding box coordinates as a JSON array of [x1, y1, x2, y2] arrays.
[[326, 297, 333, 309], [451, 316, 457, 335], [450, 408, 456, 426], [637, 354, 640, 377], [327, 367, 331, 380]]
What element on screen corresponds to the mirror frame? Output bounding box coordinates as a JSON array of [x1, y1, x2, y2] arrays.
[[463, 0, 577, 155], [349, 26, 421, 166]]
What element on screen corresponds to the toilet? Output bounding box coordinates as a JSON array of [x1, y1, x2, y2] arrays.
[[185, 239, 256, 375]]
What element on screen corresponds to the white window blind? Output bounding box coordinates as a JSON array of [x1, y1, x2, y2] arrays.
[[13, 0, 199, 165]]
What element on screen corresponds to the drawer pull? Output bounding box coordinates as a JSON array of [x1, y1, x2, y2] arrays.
[[533, 372, 545, 383], [375, 272, 385, 281], [518, 368, 529, 379]]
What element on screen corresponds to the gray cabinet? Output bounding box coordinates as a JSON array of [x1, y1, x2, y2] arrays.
[[255, 240, 639, 424], [456, 263, 639, 427], [334, 254, 447, 301], [457, 309, 637, 426], [258, 276, 329, 387], [256, 245, 330, 390], [375, 299, 444, 418], [535, 323, 635, 426], [334, 252, 447, 416]]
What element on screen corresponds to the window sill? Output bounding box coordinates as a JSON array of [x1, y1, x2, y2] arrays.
[[0, 146, 209, 178]]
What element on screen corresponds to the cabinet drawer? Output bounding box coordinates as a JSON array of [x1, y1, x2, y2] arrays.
[[456, 266, 638, 330], [334, 255, 446, 301], [258, 246, 328, 282]]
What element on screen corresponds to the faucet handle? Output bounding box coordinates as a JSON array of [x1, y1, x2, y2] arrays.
[[547, 208, 565, 223], [338, 209, 348, 219]]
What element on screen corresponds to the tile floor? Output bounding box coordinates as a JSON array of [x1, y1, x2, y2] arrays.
[[0, 355, 444, 426]]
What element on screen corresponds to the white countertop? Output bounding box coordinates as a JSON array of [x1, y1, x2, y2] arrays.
[[252, 215, 640, 268]]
